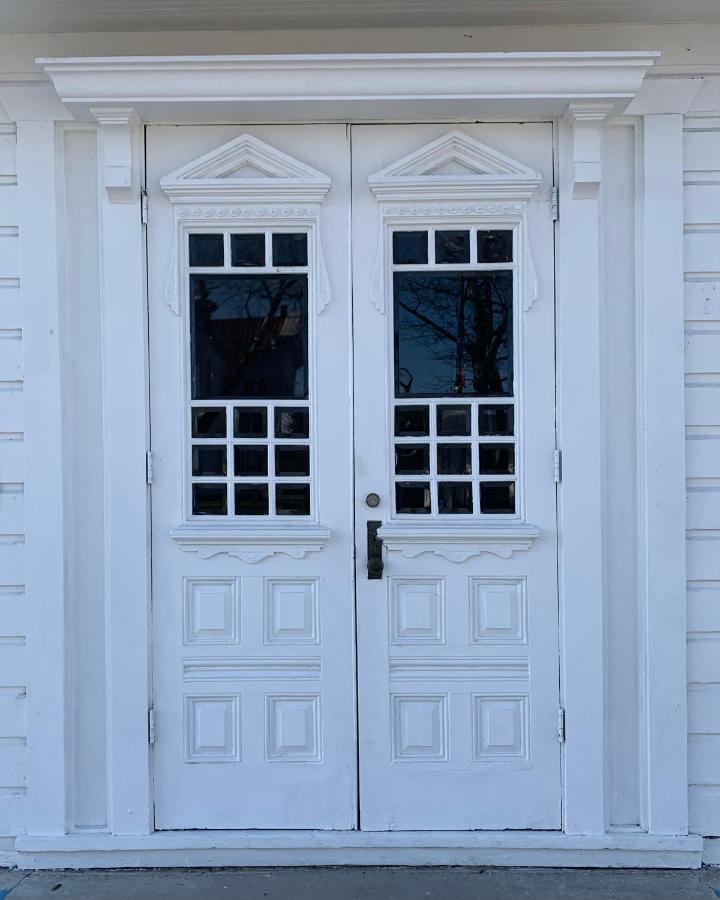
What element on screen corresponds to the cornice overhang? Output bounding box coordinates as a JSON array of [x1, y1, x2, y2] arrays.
[[39, 51, 659, 122]]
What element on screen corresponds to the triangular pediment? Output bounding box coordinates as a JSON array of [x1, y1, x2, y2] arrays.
[[160, 133, 332, 204], [369, 131, 541, 202]]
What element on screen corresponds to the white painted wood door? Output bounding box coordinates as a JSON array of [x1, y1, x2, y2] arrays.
[[352, 124, 561, 830], [147, 125, 357, 830]]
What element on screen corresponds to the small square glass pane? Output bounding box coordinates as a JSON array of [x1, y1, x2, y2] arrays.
[[272, 233, 308, 267], [479, 405, 514, 436], [231, 233, 265, 267], [437, 444, 472, 475], [437, 405, 471, 436], [192, 407, 226, 438], [234, 445, 268, 477], [393, 231, 428, 265], [435, 230, 470, 264], [480, 481, 515, 514], [438, 481, 473, 514], [275, 445, 310, 477], [396, 481, 431, 514], [189, 234, 224, 267], [395, 444, 430, 475], [478, 230, 513, 263], [234, 483, 269, 515], [479, 444, 515, 475], [192, 445, 227, 477], [276, 484, 311, 516], [394, 406, 429, 437], [275, 407, 309, 439], [192, 483, 227, 515], [234, 407, 267, 438]]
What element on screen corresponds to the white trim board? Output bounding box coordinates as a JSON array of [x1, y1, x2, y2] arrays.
[[11, 830, 703, 870]]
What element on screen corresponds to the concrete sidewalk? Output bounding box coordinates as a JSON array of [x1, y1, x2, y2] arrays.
[[1, 867, 719, 899]]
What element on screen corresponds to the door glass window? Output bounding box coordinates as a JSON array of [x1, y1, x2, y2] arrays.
[[391, 226, 516, 516], [188, 230, 312, 518]]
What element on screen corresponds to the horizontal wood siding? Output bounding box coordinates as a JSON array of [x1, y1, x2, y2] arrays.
[[684, 115, 720, 838]]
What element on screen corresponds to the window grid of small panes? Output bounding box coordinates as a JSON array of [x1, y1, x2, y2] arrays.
[[391, 226, 516, 517], [187, 230, 313, 518]]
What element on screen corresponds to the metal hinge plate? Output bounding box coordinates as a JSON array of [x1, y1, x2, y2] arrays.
[[148, 707, 156, 745], [554, 449, 562, 483], [551, 186, 559, 221], [140, 189, 148, 225], [146, 450, 154, 485], [558, 707, 566, 743]]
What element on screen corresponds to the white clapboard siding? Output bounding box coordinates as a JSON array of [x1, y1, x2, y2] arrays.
[[0, 121, 25, 837], [684, 117, 720, 838]]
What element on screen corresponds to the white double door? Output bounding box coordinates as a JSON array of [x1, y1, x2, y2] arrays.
[[148, 122, 560, 831]]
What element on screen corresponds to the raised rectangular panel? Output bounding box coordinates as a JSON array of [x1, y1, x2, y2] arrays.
[[686, 433, 720, 478], [184, 695, 240, 763], [0, 185, 18, 226], [687, 584, 720, 633], [266, 694, 321, 761], [264, 578, 319, 645], [684, 184, 720, 226], [0, 487, 22, 535], [0, 389, 23, 433], [0, 438, 23, 483], [685, 329, 720, 375], [390, 578, 445, 645], [687, 485, 720, 530], [687, 536, 720, 581], [684, 282, 720, 322], [688, 685, 720, 733], [689, 734, 720, 784], [0, 234, 18, 279], [684, 129, 720, 172], [688, 636, 720, 684], [471, 577, 527, 644], [183, 578, 238, 645], [473, 695, 528, 760], [689, 784, 720, 835], [685, 231, 720, 275], [685, 382, 720, 427], [392, 695, 447, 762]]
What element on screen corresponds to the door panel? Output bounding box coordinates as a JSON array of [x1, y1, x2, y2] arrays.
[[148, 125, 356, 830], [352, 124, 561, 830]]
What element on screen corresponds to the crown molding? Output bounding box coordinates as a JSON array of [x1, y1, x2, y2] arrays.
[[39, 51, 658, 123]]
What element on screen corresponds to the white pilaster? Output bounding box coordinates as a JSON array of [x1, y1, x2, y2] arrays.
[[639, 113, 688, 835], [92, 106, 152, 835], [558, 102, 612, 834]]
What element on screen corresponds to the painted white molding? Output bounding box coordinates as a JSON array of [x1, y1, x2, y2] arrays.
[[10, 829, 703, 870], [639, 114, 688, 836], [377, 523, 539, 561], [90, 106, 139, 202], [39, 52, 657, 123], [563, 103, 614, 199], [170, 524, 330, 561]]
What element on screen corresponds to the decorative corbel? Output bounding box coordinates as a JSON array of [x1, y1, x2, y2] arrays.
[[90, 106, 140, 203], [563, 103, 614, 200]]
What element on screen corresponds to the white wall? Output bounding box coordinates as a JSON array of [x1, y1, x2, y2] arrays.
[[684, 114, 720, 838]]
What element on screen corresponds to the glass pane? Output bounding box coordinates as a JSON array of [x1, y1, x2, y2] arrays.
[[276, 484, 310, 516], [435, 230, 470, 264], [394, 405, 429, 437], [192, 483, 227, 515], [234, 445, 268, 477], [189, 234, 224, 267], [234, 407, 267, 438], [192, 445, 227, 476], [394, 271, 513, 397], [190, 274, 308, 400], [272, 233, 308, 267], [275, 445, 310, 477], [192, 407, 226, 438], [480, 481, 515, 514], [234, 483, 269, 515], [437, 405, 471, 436], [393, 231, 428, 265], [438, 481, 473, 514], [395, 444, 430, 475], [396, 481, 431, 514], [274, 407, 309, 439], [231, 233, 265, 267], [437, 444, 471, 475], [478, 230, 513, 263], [479, 404, 514, 436], [479, 444, 515, 475]]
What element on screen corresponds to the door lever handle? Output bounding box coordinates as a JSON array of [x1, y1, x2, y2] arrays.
[[367, 520, 384, 580]]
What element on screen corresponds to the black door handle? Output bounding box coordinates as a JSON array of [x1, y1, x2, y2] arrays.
[[367, 520, 384, 579]]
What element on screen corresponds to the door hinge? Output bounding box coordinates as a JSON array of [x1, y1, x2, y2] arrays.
[[557, 707, 566, 743], [551, 186, 559, 221], [148, 707, 156, 745], [554, 449, 562, 484], [140, 189, 148, 225], [146, 450, 154, 485]]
